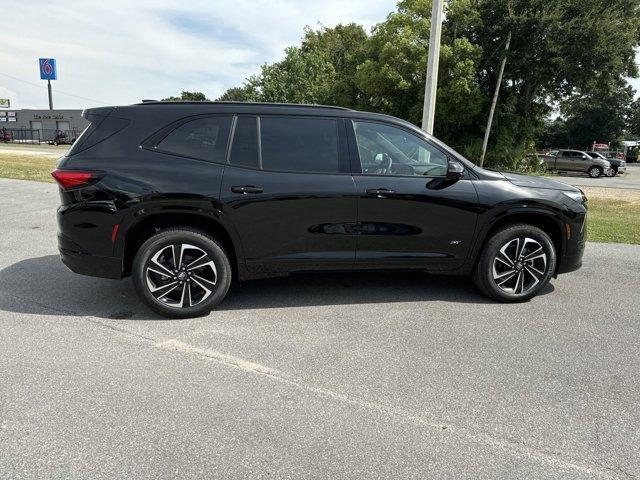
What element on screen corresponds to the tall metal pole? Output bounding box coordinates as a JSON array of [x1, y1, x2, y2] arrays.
[[47, 79, 53, 110], [421, 0, 444, 135], [479, 31, 511, 167]]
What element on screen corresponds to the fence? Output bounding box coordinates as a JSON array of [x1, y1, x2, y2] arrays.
[[1, 128, 83, 144]]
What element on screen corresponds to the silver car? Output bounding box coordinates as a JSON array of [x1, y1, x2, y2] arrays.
[[541, 149, 611, 178]]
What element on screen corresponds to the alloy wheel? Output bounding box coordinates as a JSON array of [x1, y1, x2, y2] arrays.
[[492, 237, 547, 295], [145, 243, 217, 308]]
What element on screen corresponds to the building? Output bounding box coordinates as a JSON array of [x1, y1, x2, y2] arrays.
[[0, 109, 89, 143]]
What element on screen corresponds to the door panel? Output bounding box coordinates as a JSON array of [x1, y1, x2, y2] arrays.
[[556, 151, 572, 170], [220, 166, 357, 272], [220, 115, 356, 273], [353, 176, 479, 270], [348, 120, 479, 271]]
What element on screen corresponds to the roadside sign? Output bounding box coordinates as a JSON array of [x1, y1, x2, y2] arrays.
[[39, 58, 57, 80], [0, 98, 9, 108]]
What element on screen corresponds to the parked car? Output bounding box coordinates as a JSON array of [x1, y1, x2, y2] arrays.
[[49, 130, 76, 146], [53, 102, 587, 318], [1, 128, 12, 142], [541, 149, 611, 177], [587, 151, 626, 175]]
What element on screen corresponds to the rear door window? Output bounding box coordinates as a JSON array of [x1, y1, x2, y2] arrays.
[[229, 116, 259, 168], [156, 116, 231, 163], [259, 116, 339, 173]]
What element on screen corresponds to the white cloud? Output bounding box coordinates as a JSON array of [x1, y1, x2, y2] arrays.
[[1, 0, 395, 109]]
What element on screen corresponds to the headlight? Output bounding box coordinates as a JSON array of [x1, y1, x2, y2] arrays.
[[562, 191, 585, 203]]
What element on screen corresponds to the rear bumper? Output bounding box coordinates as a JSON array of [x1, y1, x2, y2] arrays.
[[60, 249, 122, 279], [58, 232, 122, 279]]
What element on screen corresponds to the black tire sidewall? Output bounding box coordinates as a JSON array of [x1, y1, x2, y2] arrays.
[[132, 229, 232, 318], [475, 224, 556, 302]]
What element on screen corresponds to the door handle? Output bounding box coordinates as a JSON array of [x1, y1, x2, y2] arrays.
[[366, 188, 394, 197], [231, 185, 263, 194]]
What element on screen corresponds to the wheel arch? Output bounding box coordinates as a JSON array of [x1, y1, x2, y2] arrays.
[[472, 210, 565, 274], [121, 212, 242, 280]]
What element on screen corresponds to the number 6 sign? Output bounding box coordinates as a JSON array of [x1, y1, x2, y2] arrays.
[[39, 58, 57, 80]]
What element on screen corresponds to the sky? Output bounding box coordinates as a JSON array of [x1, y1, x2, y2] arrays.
[[1, 1, 638, 110], [0, 0, 396, 109]]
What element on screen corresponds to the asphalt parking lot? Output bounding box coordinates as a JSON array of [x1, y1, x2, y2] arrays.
[[552, 162, 640, 190], [1, 177, 639, 479]]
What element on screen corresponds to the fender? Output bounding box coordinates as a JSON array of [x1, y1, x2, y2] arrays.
[[112, 198, 248, 279], [460, 202, 567, 275]]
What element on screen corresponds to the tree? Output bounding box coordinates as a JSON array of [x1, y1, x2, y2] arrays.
[[216, 0, 640, 167], [162, 91, 209, 101], [300, 24, 369, 107], [216, 24, 368, 106], [216, 86, 256, 102], [627, 97, 640, 139], [561, 80, 634, 148], [472, 0, 640, 147]]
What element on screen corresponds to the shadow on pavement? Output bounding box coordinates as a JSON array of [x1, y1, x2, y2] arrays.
[[0, 255, 553, 320]]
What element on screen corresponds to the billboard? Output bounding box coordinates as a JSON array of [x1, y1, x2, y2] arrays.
[[0, 98, 9, 108], [39, 58, 57, 80]]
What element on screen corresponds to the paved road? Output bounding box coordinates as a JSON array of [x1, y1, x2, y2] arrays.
[[552, 162, 640, 190], [1, 178, 639, 479], [0, 144, 69, 157]]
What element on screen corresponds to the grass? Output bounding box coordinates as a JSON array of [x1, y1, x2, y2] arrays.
[[0, 152, 57, 183], [0, 142, 69, 152], [582, 190, 640, 245], [0, 152, 638, 244]]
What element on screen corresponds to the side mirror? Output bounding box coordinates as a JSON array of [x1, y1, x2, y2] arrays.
[[446, 160, 464, 180]]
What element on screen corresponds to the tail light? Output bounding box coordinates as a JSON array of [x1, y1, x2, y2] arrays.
[[51, 169, 102, 189]]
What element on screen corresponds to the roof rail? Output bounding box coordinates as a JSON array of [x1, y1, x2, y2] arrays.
[[133, 100, 352, 111]]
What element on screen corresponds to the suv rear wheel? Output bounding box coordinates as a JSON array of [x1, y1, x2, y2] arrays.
[[473, 224, 556, 302], [132, 228, 232, 318]]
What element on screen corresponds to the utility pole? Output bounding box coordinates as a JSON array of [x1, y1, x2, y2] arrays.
[[47, 79, 53, 110], [421, 0, 444, 135], [479, 31, 511, 167]]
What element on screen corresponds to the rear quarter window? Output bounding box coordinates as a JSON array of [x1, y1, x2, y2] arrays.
[[156, 116, 232, 163]]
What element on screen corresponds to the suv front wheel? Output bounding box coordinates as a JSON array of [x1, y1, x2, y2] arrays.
[[588, 166, 603, 178], [132, 228, 232, 318], [473, 224, 556, 302]]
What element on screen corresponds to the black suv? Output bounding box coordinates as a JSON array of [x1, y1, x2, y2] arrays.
[[53, 102, 587, 318]]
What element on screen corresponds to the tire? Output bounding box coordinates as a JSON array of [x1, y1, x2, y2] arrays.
[[132, 228, 232, 318], [473, 224, 556, 303], [605, 167, 615, 177], [588, 166, 602, 178]]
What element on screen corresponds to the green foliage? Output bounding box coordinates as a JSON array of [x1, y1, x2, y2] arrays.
[[627, 98, 640, 139], [162, 91, 209, 101], [215, 0, 640, 170]]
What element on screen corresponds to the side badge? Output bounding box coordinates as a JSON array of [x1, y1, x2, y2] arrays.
[[450, 240, 463, 245]]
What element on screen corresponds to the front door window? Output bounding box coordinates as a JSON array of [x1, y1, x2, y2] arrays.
[[353, 121, 447, 177]]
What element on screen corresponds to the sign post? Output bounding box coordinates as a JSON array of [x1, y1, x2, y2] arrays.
[[39, 58, 57, 110]]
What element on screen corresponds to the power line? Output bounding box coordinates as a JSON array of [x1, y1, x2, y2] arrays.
[[0, 71, 108, 105]]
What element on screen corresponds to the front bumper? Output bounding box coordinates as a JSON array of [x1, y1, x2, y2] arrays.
[[557, 240, 585, 274], [557, 210, 586, 275]]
